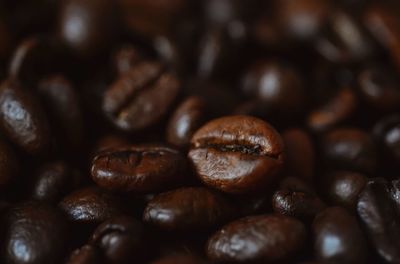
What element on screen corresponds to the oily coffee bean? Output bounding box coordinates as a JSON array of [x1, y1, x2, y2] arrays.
[[206, 214, 307, 263], [103, 61, 180, 132], [0, 79, 51, 155], [58, 0, 118, 57], [189, 115, 285, 194], [166, 96, 206, 148], [321, 128, 378, 175], [91, 145, 187, 193], [0, 201, 69, 264], [143, 187, 236, 231], [357, 178, 400, 263], [322, 171, 367, 211], [313, 207, 368, 264], [151, 254, 208, 264], [66, 245, 102, 264], [0, 138, 18, 187], [59, 187, 124, 224], [89, 216, 146, 264]]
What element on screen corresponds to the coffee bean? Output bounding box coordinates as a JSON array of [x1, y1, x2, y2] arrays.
[[313, 207, 368, 264], [143, 187, 236, 231], [357, 178, 400, 263], [66, 245, 102, 264], [59, 187, 124, 224], [0, 138, 18, 186], [0, 201, 69, 264], [322, 171, 367, 211], [166, 96, 206, 148], [103, 61, 180, 132], [58, 0, 118, 57], [91, 145, 187, 193], [206, 214, 307, 262], [189, 115, 285, 193], [89, 216, 146, 264], [321, 128, 378, 174], [0, 79, 50, 155], [373, 114, 400, 164]]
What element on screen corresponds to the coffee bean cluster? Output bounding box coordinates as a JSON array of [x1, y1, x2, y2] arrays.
[[0, 0, 399, 263]]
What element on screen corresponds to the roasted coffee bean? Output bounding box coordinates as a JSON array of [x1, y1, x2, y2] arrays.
[[103, 61, 180, 132], [59, 187, 124, 224], [151, 254, 208, 264], [189, 115, 285, 194], [313, 207, 368, 264], [322, 171, 367, 211], [358, 65, 400, 112], [38, 75, 84, 153], [0, 79, 50, 155], [373, 114, 400, 163], [58, 0, 118, 57], [30, 161, 80, 204], [0, 138, 18, 186], [66, 245, 102, 264], [241, 60, 305, 117], [206, 214, 307, 262], [0, 201, 69, 264], [166, 96, 206, 148], [282, 128, 315, 182], [143, 187, 236, 231], [89, 216, 146, 264], [307, 88, 357, 132], [91, 145, 187, 193], [321, 128, 378, 174], [357, 178, 400, 263]]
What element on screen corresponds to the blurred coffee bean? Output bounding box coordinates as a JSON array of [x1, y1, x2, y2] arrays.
[[241, 60, 306, 117], [313, 207, 368, 263], [358, 65, 400, 112], [143, 187, 236, 231], [58, 0, 118, 57], [283, 128, 315, 182], [189, 115, 285, 194], [91, 145, 187, 193], [151, 254, 208, 264], [103, 61, 180, 132], [357, 178, 400, 263], [0, 138, 18, 187], [373, 114, 400, 164], [166, 96, 206, 148], [89, 216, 146, 264], [38, 75, 84, 153], [59, 187, 124, 224], [207, 214, 307, 262], [0, 79, 51, 155], [321, 128, 378, 174], [0, 201, 69, 264], [66, 245, 102, 264], [322, 171, 367, 211], [307, 88, 357, 132]]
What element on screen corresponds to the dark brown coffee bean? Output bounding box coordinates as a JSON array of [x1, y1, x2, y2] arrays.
[[241, 60, 305, 117], [373, 115, 400, 163], [151, 254, 208, 264], [321, 128, 378, 175], [30, 161, 80, 204], [358, 65, 400, 112], [38, 75, 84, 153], [89, 216, 146, 264], [66, 245, 102, 264], [166, 96, 206, 148], [58, 0, 118, 57], [0, 79, 50, 155], [322, 171, 367, 211], [206, 214, 307, 262], [283, 128, 315, 182], [59, 187, 124, 224], [91, 145, 187, 193], [143, 187, 236, 231], [357, 178, 400, 263], [313, 207, 368, 264], [307, 87, 357, 133], [0, 201, 69, 264], [189, 115, 285, 193], [0, 138, 18, 187], [103, 61, 180, 132]]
